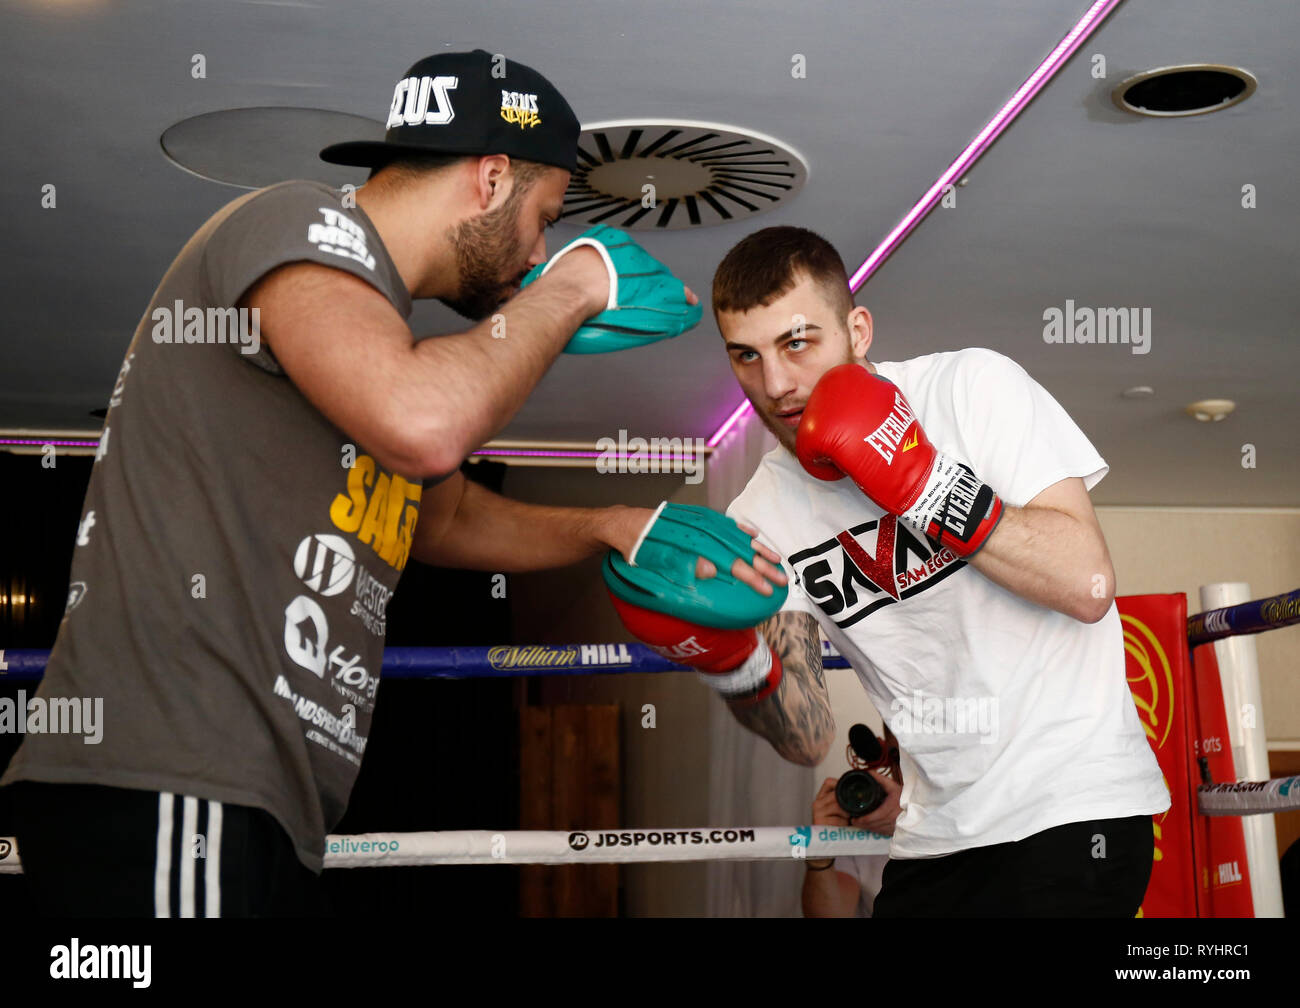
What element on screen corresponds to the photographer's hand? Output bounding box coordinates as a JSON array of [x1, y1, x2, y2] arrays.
[[849, 769, 902, 836], [801, 777, 859, 918], [812, 776, 850, 829]]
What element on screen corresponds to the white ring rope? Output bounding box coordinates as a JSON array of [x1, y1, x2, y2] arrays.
[[0, 826, 889, 874], [1196, 775, 1300, 817], [5, 775, 1296, 874], [5, 775, 1293, 874]]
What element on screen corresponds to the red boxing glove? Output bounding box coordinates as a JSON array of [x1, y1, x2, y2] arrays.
[[795, 364, 1003, 558], [607, 592, 782, 705]]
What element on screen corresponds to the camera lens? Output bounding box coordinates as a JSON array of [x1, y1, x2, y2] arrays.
[[835, 769, 885, 819]]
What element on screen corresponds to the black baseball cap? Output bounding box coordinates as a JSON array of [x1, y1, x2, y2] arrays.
[[321, 49, 580, 173]]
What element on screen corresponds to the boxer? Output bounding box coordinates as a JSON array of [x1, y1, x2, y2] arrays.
[[615, 224, 1170, 917]]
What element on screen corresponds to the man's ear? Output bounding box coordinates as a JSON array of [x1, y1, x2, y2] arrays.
[[475, 154, 511, 208], [848, 306, 873, 360]]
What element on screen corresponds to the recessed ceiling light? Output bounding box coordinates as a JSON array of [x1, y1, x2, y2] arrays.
[[161, 108, 384, 189], [1113, 65, 1257, 118], [1122, 386, 1155, 398], [1185, 398, 1236, 422]]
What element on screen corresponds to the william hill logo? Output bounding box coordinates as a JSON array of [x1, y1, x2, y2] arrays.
[[488, 645, 577, 671], [500, 90, 540, 128], [487, 644, 632, 671]]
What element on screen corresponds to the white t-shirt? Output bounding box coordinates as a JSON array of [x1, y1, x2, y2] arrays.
[[728, 349, 1170, 859], [835, 854, 889, 917]]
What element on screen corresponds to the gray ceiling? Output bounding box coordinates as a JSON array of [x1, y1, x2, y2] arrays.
[[2, 0, 1296, 506]]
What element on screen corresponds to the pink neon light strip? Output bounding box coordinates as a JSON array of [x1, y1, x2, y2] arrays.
[[849, 0, 1125, 291], [707, 398, 754, 448], [706, 0, 1125, 445], [470, 448, 702, 461], [1, 439, 696, 463], [0, 438, 100, 448]]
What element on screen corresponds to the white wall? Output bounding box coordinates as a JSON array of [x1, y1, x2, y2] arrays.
[[1095, 507, 1300, 746]]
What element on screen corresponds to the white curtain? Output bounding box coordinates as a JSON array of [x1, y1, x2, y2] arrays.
[[704, 408, 817, 917]]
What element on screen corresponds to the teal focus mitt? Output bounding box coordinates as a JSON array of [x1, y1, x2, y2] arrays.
[[520, 225, 702, 354], [602, 502, 787, 630]]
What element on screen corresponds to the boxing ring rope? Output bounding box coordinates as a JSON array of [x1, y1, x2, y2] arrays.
[[1187, 587, 1300, 647], [7, 587, 1289, 681], [1197, 777, 1300, 818], [0, 828, 891, 875], [0, 641, 856, 681], [2, 587, 1297, 878], [6, 584, 1297, 680], [1181, 586, 1300, 817]]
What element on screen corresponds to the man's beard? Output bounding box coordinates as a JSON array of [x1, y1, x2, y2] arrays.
[[756, 404, 799, 456], [442, 191, 528, 321]]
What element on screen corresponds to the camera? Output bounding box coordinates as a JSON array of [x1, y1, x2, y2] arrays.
[[835, 723, 899, 819]]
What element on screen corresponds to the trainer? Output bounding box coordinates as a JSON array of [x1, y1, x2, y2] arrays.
[[1, 50, 779, 917]]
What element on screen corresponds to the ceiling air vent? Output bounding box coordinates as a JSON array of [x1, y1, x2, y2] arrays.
[[562, 120, 809, 230]]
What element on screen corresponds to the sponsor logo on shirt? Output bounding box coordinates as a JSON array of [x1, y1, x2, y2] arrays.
[[329, 455, 422, 572], [108, 352, 134, 409], [789, 515, 963, 628], [284, 595, 330, 676], [283, 595, 379, 707], [64, 582, 88, 616], [273, 674, 367, 765], [350, 565, 391, 638], [307, 207, 376, 272], [282, 595, 378, 704], [293, 534, 356, 597]]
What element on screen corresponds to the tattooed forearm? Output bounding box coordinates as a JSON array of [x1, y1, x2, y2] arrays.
[[726, 611, 835, 766]]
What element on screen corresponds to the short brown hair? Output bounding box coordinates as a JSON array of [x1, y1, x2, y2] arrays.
[[712, 226, 855, 322]]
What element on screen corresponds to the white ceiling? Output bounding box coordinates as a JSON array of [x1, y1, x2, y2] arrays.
[[1, 0, 1296, 505]]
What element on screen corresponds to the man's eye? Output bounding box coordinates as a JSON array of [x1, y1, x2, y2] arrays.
[[737, 350, 757, 363], [788, 339, 806, 351]]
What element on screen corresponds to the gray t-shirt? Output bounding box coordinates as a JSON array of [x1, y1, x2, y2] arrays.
[[2, 180, 418, 872]]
